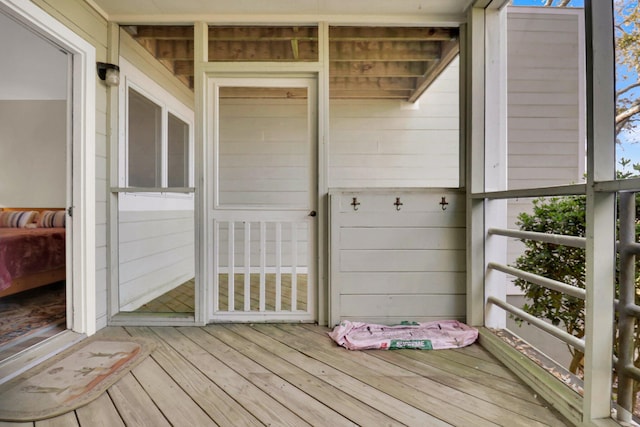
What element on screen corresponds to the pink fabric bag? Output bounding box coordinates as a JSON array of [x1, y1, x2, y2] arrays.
[[328, 320, 478, 350]]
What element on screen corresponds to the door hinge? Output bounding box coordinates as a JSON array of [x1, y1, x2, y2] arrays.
[[67, 206, 73, 217]]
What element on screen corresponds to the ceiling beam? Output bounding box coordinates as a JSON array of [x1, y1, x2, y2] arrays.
[[329, 26, 458, 41], [408, 39, 459, 102]]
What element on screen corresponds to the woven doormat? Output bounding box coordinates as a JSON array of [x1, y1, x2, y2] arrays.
[[0, 336, 155, 421]]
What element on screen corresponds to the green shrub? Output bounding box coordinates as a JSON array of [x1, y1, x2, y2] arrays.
[[513, 196, 587, 374]]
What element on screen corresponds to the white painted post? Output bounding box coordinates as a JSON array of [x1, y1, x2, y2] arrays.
[[583, 0, 616, 422], [466, 6, 487, 328], [291, 222, 298, 311], [194, 21, 208, 323], [483, 5, 508, 329], [228, 221, 235, 312], [275, 222, 282, 312], [244, 221, 251, 311], [259, 221, 266, 312], [213, 220, 219, 312]]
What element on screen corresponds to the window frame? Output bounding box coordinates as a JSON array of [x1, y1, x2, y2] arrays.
[[118, 57, 194, 205]]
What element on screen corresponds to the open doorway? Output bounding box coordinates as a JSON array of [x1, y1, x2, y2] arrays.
[[0, 10, 70, 360]]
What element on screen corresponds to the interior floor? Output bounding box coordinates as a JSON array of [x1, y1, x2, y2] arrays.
[[132, 274, 308, 314], [0, 281, 66, 361]]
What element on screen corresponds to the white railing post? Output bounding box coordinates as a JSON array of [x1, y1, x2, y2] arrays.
[[244, 221, 251, 312], [483, 4, 508, 329], [275, 222, 282, 312], [584, 0, 616, 422], [466, 6, 486, 328], [228, 221, 235, 312], [259, 221, 266, 312]]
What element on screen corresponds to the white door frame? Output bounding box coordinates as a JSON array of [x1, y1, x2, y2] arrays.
[[205, 74, 318, 322], [0, 0, 96, 335]]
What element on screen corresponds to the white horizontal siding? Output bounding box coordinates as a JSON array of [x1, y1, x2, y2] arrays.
[[329, 57, 460, 188], [506, 8, 585, 295], [218, 98, 309, 207], [118, 209, 194, 311], [329, 189, 465, 326], [507, 9, 584, 191]]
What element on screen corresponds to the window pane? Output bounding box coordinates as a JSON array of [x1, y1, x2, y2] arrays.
[[128, 88, 161, 187], [168, 113, 189, 187]]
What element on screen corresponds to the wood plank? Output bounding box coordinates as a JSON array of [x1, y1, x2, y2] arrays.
[[129, 357, 216, 426], [0, 423, 32, 427], [273, 324, 553, 427], [75, 393, 125, 427], [125, 327, 262, 426], [201, 326, 407, 426], [108, 374, 171, 427], [330, 41, 440, 62], [34, 412, 77, 427], [329, 27, 457, 42], [303, 325, 532, 401], [141, 327, 308, 426], [222, 324, 450, 426], [253, 324, 498, 426], [178, 327, 357, 427], [55, 326, 568, 426], [330, 61, 426, 78], [366, 350, 562, 424]]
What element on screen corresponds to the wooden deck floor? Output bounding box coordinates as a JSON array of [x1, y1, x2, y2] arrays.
[[0, 324, 570, 426]]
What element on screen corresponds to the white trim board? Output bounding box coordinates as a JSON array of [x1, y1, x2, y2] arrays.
[[0, 0, 97, 336]]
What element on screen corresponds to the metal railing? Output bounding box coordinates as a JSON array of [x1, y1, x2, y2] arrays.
[[615, 192, 640, 422], [486, 227, 587, 354], [486, 192, 640, 422]]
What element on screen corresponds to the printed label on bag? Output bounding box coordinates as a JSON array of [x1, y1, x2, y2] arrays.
[[388, 339, 433, 350]]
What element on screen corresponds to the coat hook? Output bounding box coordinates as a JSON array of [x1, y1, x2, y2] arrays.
[[394, 197, 403, 211], [351, 197, 360, 211], [439, 196, 449, 211]]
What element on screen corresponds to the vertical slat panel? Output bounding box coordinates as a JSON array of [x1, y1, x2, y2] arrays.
[[213, 220, 219, 312], [259, 221, 266, 312], [291, 222, 298, 311], [244, 221, 251, 311], [228, 221, 235, 312], [275, 222, 282, 312]]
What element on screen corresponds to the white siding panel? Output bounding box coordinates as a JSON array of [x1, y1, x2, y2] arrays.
[[340, 250, 465, 272], [507, 8, 584, 192], [329, 189, 465, 325], [339, 272, 466, 295], [118, 210, 194, 311], [218, 98, 309, 207], [329, 58, 459, 188], [506, 8, 585, 295], [339, 228, 466, 250], [340, 294, 466, 318]]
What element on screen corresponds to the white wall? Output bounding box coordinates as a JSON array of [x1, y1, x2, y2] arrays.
[[506, 7, 585, 295], [329, 189, 465, 325], [0, 100, 66, 207], [116, 47, 196, 311], [218, 98, 310, 207], [0, 10, 67, 209], [507, 8, 585, 191], [118, 209, 194, 311], [329, 57, 460, 189], [0, 11, 67, 101]]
